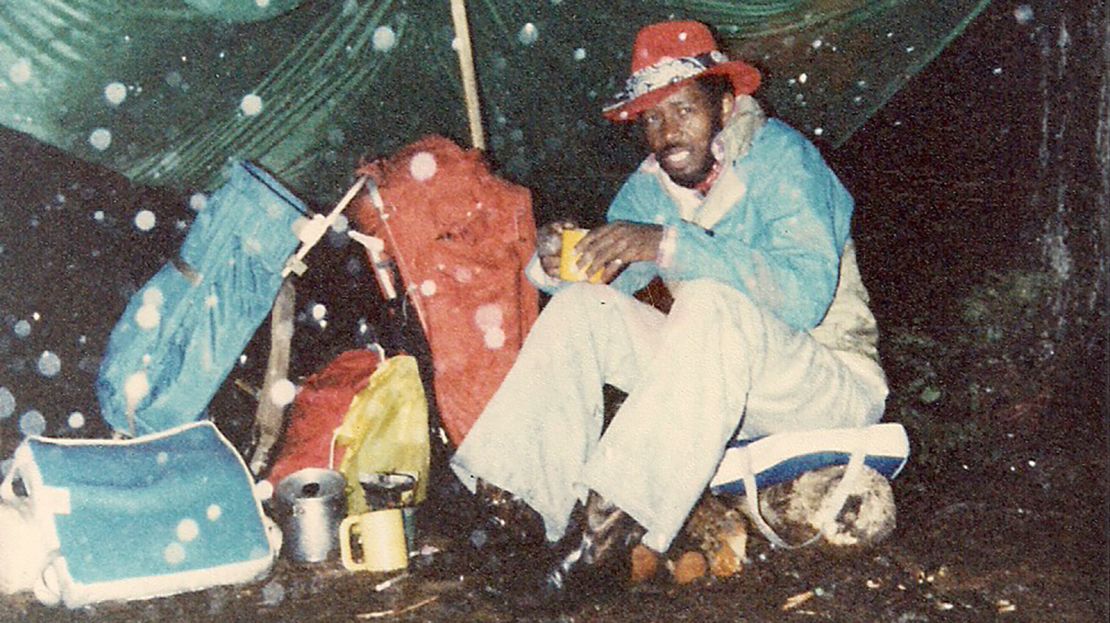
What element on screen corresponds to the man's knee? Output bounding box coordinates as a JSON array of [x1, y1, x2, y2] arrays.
[[544, 283, 619, 316], [672, 279, 754, 317]]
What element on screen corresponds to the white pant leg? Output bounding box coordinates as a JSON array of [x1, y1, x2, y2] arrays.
[[450, 283, 664, 541], [581, 279, 887, 552]]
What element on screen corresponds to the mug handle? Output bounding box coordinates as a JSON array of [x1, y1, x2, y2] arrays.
[[339, 515, 368, 571]]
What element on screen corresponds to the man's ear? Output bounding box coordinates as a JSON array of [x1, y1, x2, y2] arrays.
[[720, 94, 735, 123]]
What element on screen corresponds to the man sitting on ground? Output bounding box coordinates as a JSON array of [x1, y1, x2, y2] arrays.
[[451, 20, 888, 600]]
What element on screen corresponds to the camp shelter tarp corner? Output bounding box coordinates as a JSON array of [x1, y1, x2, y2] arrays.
[[1, 0, 991, 207]]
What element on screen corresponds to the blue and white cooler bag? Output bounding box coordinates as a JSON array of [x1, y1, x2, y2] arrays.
[[0, 421, 279, 607]]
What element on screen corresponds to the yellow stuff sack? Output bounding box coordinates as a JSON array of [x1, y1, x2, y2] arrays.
[[334, 355, 430, 515]]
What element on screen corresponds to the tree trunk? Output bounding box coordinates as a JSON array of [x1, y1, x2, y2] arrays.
[[1030, 0, 1108, 391]]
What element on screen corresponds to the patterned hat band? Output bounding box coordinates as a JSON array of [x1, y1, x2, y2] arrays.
[[604, 51, 730, 113]]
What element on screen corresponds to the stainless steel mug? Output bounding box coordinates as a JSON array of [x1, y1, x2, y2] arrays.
[[275, 468, 346, 563]]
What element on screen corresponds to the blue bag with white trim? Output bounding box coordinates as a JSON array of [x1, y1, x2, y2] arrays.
[[0, 421, 279, 608]]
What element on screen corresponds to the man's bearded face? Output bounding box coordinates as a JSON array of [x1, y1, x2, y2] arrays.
[[640, 82, 724, 188]]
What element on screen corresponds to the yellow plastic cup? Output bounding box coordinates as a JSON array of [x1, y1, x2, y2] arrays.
[[339, 509, 408, 572], [559, 229, 603, 283]]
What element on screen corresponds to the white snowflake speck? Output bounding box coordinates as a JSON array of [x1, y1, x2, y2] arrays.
[[19, 410, 46, 436], [207, 504, 223, 521], [189, 193, 208, 211], [176, 518, 199, 542], [254, 480, 274, 501], [37, 351, 61, 377], [311, 303, 327, 320], [483, 327, 506, 350], [409, 152, 437, 181], [1013, 4, 1034, 24], [798, 73, 808, 84], [124, 371, 150, 411], [256, 0, 270, 7], [142, 287, 165, 307], [0, 387, 14, 419], [474, 303, 503, 331], [13, 319, 30, 338], [205, 294, 219, 309], [420, 280, 437, 296], [372, 26, 397, 52], [573, 48, 586, 61], [135, 304, 160, 330], [811, 39, 823, 49], [157, 451, 169, 465], [89, 128, 112, 151], [94, 210, 105, 221], [68, 411, 85, 429], [331, 214, 350, 233], [240, 93, 263, 116], [269, 379, 297, 407], [104, 82, 127, 106], [518, 23, 539, 46], [164, 542, 186, 565], [8, 59, 31, 84], [134, 209, 156, 231]]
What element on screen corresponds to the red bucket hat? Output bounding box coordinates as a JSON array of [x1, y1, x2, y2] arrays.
[[603, 21, 761, 122]]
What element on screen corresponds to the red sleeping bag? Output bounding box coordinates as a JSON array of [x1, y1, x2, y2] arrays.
[[350, 136, 538, 445], [265, 349, 380, 486]]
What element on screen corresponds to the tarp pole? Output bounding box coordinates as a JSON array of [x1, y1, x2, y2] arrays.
[[449, 0, 486, 150]]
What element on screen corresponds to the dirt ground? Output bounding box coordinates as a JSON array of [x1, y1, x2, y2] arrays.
[[0, 386, 1103, 623]]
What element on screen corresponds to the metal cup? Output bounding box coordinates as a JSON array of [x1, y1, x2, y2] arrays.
[[358, 472, 415, 509], [274, 468, 346, 563], [358, 472, 417, 552]]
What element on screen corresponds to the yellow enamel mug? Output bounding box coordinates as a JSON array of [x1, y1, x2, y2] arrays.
[[559, 229, 603, 283], [338, 509, 408, 572]]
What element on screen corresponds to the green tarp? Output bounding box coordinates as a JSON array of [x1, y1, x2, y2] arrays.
[[0, 0, 990, 207]]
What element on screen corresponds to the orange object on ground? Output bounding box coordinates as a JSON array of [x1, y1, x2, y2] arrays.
[[671, 551, 709, 585], [630, 544, 661, 584], [350, 136, 538, 445]]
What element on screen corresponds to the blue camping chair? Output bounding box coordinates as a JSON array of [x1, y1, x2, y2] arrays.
[[97, 162, 307, 437]]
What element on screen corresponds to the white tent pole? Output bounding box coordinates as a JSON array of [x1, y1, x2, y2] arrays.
[[449, 0, 486, 150]]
